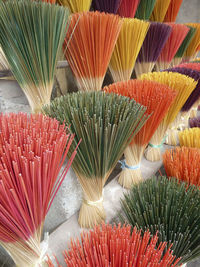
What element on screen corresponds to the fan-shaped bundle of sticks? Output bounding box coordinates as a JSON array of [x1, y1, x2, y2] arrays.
[[43, 91, 148, 228], [155, 23, 189, 71], [189, 116, 200, 128], [135, 0, 156, 20], [104, 80, 176, 188], [163, 0, 183, 23], [117, 0, 140, 18], [120, 176, 200, 264], [139, 71, 197, 161], [63, 11, 122, 91], [109, 18, 149, 82], [92, 0, 121, 14], [0, 0, 70, 113], [46, 223, 181, 267], [0, 113, 77, 267], [177, 62, 200, 71], [179, 127, 200, 148], [134, 22, 172, 77], [163, 147, 200, 187], [150, 0, 171, 22], [58, 0, 92, 13]]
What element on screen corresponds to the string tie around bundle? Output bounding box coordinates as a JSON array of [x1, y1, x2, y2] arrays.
[[149, 135, 167, 148], [119, 160, 141, 170], [84, 195, 104, 207], [36, 232, 49, 266]]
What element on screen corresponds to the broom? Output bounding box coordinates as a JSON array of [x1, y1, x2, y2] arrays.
[[57, 0, 92, 13], [43, 91, 149, 229], [150, 0, 171, 22], [0, 0, 69, 114], [135, 0, 156, 20], [46, 223, 181, 267], [134, 22, 172, 77], [104, 79, 177, 188], [109, 18, 149, 82], [189, 116, 200, 128], [63, 11, 122, 91], [139, 71, 197, 161], [0, 113, 77, 267], [163, 147, 200, 187], [163, 0, 183, 22], [120, 176, 200, 264], [92, 0, 121, 14], [179, 127, 200, 148], [172, 26, 196, 66], [117, 0, 140, 18], [155, 23, 189, 71]]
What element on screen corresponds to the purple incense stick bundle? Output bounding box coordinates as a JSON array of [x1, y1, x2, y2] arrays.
[[92, 0, 121, 14], [189, 116, 200, 128], [135, 22, 172, 77]]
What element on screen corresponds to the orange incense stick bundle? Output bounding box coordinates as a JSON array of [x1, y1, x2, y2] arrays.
[[163, 147, 200, 187], [163, 0, 183, 22], [139, 71, 197, 161], [117, 0, 140, 18], [109, 18, 149, 82], [63, 11, 122, 91], [0, 113, 77, 267], [104, 80, 177, 188], [179, 127, 200, 148], [150, 0, 171, 22], [183, 23, 200, 61], [46, 223, 181, 267], [155, 23, 189, 70]]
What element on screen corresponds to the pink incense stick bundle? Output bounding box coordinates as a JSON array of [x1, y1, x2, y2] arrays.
[[0, 113, 78, 267], [46, 223, 181, 267]]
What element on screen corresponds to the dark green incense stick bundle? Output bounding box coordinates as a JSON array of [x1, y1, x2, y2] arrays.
[[44, 91, 149, 228]]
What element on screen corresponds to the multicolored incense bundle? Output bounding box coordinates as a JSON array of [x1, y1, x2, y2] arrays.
[[117, 0, 140, 18], [120, 176, 200, 264], [189, 116, 200, 128], [163, 0, 183, 22], [0, 113, 77, 267], [135, 22, 172, 77], [150, 0, 171, 22], [139, 72, 197, 161], [163, 147, 200, 187], [43, 91, 148, 228], [135, 0, 156, 20], [155, 23, 189, 70], [109, 18, 149, 82], [104, 80, 176, 188], [58, 0, 92, 12], [179, 127, 200, 148], [92, 0, 121, 14], [0, 0, 70, 113], [64, 11, 122, 91], [46, 223, 180, 267]]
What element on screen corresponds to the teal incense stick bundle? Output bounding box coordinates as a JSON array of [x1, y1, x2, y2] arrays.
[[43, 91, 149, 228]]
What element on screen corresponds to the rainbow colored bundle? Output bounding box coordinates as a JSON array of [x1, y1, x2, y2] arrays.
[[109, 18, 149, 82], [92, 0, 121, 14], [64, 11, 122, 91], [179, 127, 200, 148], [163, 0, 183, 22], [46, 223, 180, 267], [104, 80, 176, 187], [117, 0, 140, 18], [0, 113, 77, 267], [163, 147, 200, 187], [150, 0, 171, 22]]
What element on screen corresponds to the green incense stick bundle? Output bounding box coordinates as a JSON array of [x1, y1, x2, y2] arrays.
[[43, 91, 149, 228]]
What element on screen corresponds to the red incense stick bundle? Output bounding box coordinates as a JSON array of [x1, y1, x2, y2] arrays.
[[163, 0, 183, 23], [46, 223, 181, 267], [117, 0, 140, 18], [0, 113, 78, 267], [177, 62, 200, 72], [63, 11, 122, 91]]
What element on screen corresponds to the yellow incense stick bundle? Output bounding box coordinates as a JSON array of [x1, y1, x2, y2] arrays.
[[183, 23, 200, 61], [150, 0, 171, 22], [179, 127, 200, 148], [163, 147, 200, 187], [109, 18, 149, 82], [139, 72, 197, 161], [58, 0, 92, 13], [64, 11, 122, 91]]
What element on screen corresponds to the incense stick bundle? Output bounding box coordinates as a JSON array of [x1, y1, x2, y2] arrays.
[[63, 11, 122, 91], [104, 80, 176, 188], [163, 0, 183, 22], [189, 116, 200, 128], [109, 18, 149, 82], [155, 24, 189, 71], [163, 147, 200, 187], [0, 46, 9, 70], [58, 0, 92, 13], [135, 0, 156, 20], [177, 62, 200, 71], [0, 113, 77, 267], [92, 0, 121, 14], [172, 26, 196, 66], [0, 0, 70, 113], [179, 127, 200, 148], [120, 176, 200, 264], [139, 72, 197, 161], [46, 223, 181, 267], [135, 22, 172, 77], [150, 0, 171, 22], [43, 91, 149, 228], [117, 0, 140, 18]]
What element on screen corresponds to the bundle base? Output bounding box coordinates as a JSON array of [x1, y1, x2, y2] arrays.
[[118, 168, 143, 189], [165, 129, 179, 146], [134, 62, 155, 78], [145, 146, 162, 162]]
